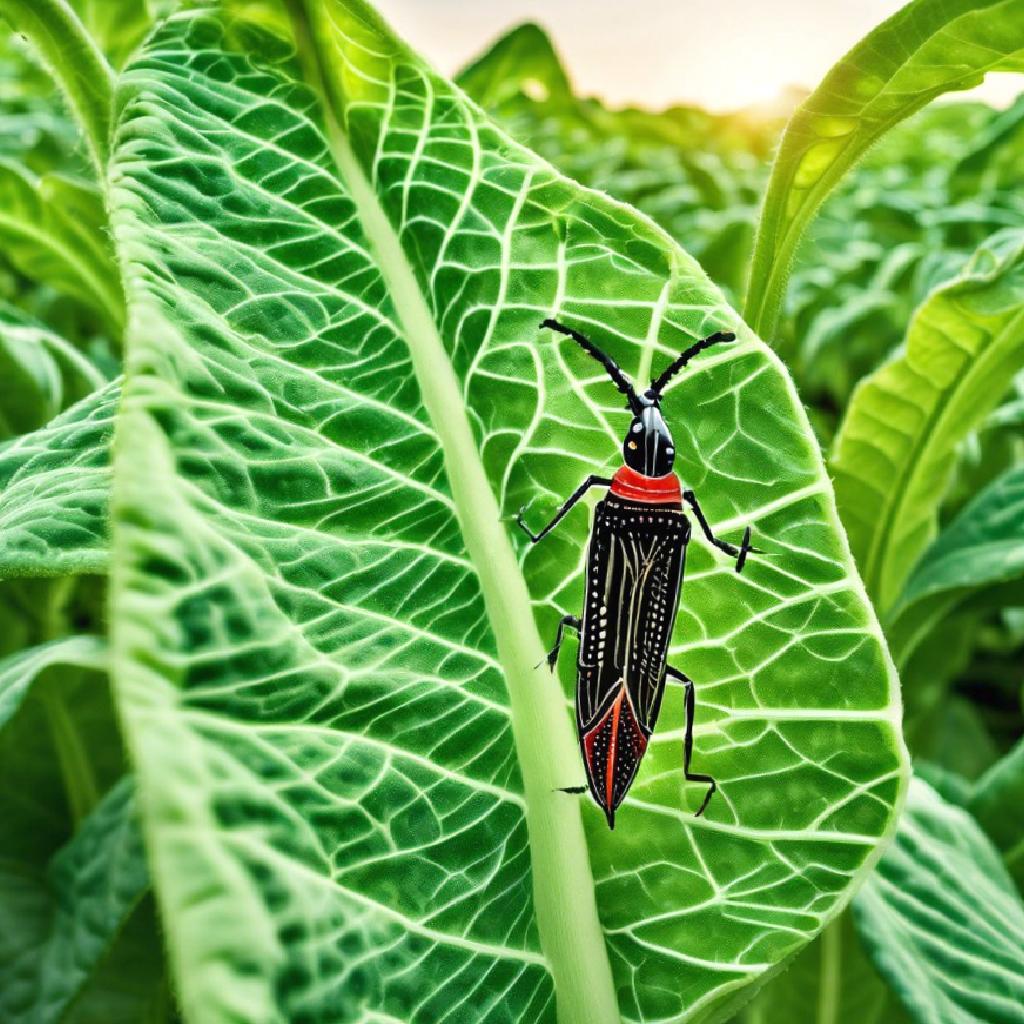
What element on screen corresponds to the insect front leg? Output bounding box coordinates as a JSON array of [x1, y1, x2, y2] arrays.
[[664, 665, 716, 817], [516, 475, 612, 544], [682, 489, 759, 573], [543, 614, 580, 671]]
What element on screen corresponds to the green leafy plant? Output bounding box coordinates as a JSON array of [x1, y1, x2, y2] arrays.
[[744, 0, 1024, 342], [0, 1, 1021, 1023], [832, 228, 1024, 615], [854, 777, 1024, 1021]]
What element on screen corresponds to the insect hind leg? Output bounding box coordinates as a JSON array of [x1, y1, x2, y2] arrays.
[[539, 614, 580, 671], [665, 665, 717, 817]]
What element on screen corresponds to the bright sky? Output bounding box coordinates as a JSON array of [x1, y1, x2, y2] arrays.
[[374, 0, 1024, 112]]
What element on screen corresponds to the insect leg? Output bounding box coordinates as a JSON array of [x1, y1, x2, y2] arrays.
[[516, 475, 612, 544], [665, 665, 716, 817], [682, 489, 760, 573], [543, 615, 580, 671]]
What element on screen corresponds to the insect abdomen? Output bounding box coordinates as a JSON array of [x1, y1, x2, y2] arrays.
[[581, 683, 649, 823], [576, 496, 689, 823]]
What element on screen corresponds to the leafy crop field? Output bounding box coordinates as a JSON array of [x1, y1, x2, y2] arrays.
[[0, 2, 1021, 1023]]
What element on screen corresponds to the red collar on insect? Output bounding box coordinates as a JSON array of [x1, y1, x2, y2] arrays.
[[516, 317, 762, 829], [609, 464, 682, 504]]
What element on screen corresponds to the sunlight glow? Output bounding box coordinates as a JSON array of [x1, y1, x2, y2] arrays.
[[374, 0, 1024, 113]]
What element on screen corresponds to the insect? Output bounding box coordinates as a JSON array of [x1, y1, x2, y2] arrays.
[[518, 318, 759, 828]]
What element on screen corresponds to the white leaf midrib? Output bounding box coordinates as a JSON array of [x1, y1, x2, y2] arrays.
[[292, 6, 621, 1021]]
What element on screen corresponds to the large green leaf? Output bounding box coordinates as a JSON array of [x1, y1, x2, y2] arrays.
[[745, 0, 1024, 340], [887, 462, 1024, 665], [303, 13, 906, 1014], [0, 380, 115, 578], [108, 8, 905, 1024], [853, 777, 1024, 1024], [831, 228, 1024, 613]]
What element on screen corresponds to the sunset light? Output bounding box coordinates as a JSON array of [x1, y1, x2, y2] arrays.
[[376, 0, 1024, 112]]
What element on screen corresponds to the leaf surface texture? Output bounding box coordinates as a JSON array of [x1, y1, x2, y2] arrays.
[[106, 8, 907, 1023]]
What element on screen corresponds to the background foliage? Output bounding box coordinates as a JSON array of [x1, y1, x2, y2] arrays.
[[0, 1, 1020, 1022]]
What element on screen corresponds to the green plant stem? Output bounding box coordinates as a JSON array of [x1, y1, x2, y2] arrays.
[[745, 140, 870, 343], [41, 684, 100, 824], [38, 576, 101, 826], [816, 918, 840, 1024], [0, 0, 114, 172], [144, 970, 174, 1024], [744, 176, 810, 343], [739, 998, 766, 1024]]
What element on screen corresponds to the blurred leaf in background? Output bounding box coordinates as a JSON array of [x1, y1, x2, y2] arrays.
[[456, 22, 780, 305]]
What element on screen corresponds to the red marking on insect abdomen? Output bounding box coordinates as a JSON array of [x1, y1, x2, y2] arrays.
[[582, 684, 649, 826], [609, 465, 682, 504]]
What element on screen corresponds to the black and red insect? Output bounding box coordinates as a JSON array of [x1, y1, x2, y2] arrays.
[[518, 318, 759, 829]]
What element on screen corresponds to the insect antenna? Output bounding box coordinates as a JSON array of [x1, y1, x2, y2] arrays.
[[648, 330, 735, 398], [540, 318, 642, 413]]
